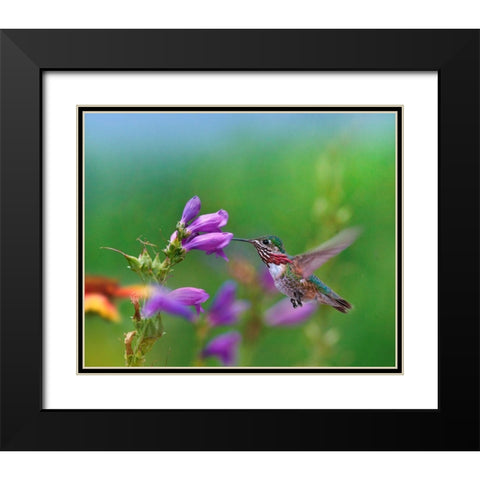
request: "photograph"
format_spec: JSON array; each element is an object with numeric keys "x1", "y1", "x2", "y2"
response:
[{"x1": 80, "y1": 107, "x2": 400, "y2": 371}]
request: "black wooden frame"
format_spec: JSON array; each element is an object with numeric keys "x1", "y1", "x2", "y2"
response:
[{"x1": 0, "y1": 30, "x2": 478, "y2": 450}]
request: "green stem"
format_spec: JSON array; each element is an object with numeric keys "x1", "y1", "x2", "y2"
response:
[
  {"x1": 121, "y1": 230, "x2": 188, "y2": 366},
  {"x1": 125, "y1": 314, "x2": 166, "y2": 366}
]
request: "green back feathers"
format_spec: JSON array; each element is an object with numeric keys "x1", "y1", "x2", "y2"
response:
[{"x1": 308, "y1": 274, "x2": 332, "y2": 295}]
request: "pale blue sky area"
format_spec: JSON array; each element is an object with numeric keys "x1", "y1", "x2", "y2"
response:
[{"x1": 85, "y1": 112, "x2": 395, "y2": 161}]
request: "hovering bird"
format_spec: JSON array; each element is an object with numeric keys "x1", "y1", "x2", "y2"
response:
[{"x1": 232, "y1": 227, "x2": 361, "y2": 313}]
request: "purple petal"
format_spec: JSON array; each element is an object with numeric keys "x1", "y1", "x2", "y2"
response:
[
  {"x1": 168, "y1": 287, "x2": 209, "y2": 314},
  {"x1": 260, "y1": 267, "x2": 277, "y2": 293},
  {"x1": 212, "y1": 248, "x2": 230, "y2": 262},
  {"x1": 202, "y1": 331, "x2": 242, "y2": 366},
  {"x1": 142, "y1": 287, "x2": 209, "y2": 320},
  {"x1": 211, "y1": 300, "x2": 250, "y2": 326},
  {"x1": 209, "y1": 281, "x2": 236, "y2": 313},
  {"x1": 180, "y1": 196, "x2": 201, "y2": 225},
  {"x1": 187, "y1": 210, "x2": 229, "y2": 234},
  {"x1": 264, "y1": 298, "x2": 318, "y2": 326},
  {"x1": 183, "y1": 232, "x2": 233, "y2": 261},
  {"x1": 208, "y1": 300, "x2": 250, "y2": 326},
  {"x1": 142, "y1": 289, "x2": 194, "y2": 321},
  {"x1": 207, "y1": 282, "x2": 250, "y2": 326}
]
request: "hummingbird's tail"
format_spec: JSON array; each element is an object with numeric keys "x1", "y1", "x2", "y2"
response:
[
  {"x1": 309, "y1": 275, "x2": 352, "y2": 313},
  {"x1": 330, "y1": 296, "x2": 352, "y2": 314},
  {"x1": 314, "y1": 290, "x2": 352, "y2": 313}
]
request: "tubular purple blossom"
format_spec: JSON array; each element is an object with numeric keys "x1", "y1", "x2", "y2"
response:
[
  {"x1": 180, "y1": 196, "x2": 201, "y2": 225},
  {"x1": 183, "y1": 232, "x2": 233, "y2": 261},
  {"x1": 142, "y1": 291, "x2": 193, "y2": 321},
  {"x1": 264, "y1": 298, "x2": 318, "y2": 327},
  {"x1": 142, "y1": 286, "x2": 209, "y2": 321},
  {"x1": 170, "y1": 197, "x2": 233, "y2": 261},
  {"x1": 207, "y1": 281, "x2": 250, "y2": 326},
  {"x1": 168, "y1": 287, "x2": 210, "y2": 314},
  {"x1": 202, "y1": 331, "x2": 242, "y2": 366},
  {"x1": 186, "y1": 210, "x2": 229, "y2": 234}
]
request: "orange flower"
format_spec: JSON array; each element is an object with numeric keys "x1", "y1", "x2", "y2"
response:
[
  {"x1": 84, "y1": 293, "x2": 120, "y2": 322},
  {"x1": 84, "y1": 275, "x2": 151, "y2": 322},
  {"x1": 85, "y1": 276, "x2": 119, "y2": 297},
  {"x1": 115, "y1": 284, "x2": 152, "y2": 300}
]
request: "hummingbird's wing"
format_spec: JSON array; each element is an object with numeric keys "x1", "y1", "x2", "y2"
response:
[{"x1": 294, "y1": 227, "x2": 361, "y2": 278}]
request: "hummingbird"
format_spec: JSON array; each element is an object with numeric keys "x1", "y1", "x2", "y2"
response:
[{"x1": 232, "y1": 227, "x2": 361, "y2": 313}]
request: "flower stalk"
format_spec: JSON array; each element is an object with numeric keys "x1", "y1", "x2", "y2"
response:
[
  {"x1": 124, "y1": 297, "x2": 167, "y2": 366},
  {"x1": 102, "y1": 195, "x2": 233, "y2": 366}
]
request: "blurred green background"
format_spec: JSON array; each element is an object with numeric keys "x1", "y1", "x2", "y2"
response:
[{"x1": 84, "y1": 111, "x2": 397, "y2": 368}]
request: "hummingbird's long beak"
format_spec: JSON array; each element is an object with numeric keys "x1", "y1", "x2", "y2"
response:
[{"x1": 232, "y1": 238, "x2": 254, "y2": 243}]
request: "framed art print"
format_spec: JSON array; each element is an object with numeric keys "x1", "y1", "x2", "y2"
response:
[{"x1": 1, "y1": 30, "x2": 479, "y2": 451}]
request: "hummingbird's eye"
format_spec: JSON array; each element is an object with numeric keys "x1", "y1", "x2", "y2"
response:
[{"x1": 262, "y1": 239, "x2": 270, "y2": 245}]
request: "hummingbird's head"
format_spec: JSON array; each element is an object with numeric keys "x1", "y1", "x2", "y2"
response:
[
  {"x1": 253, "y1": 235, "x2": 286, "y2": 253},
  {"x1": 232, "y1": 235, "x2": 291, "y2": 265}
]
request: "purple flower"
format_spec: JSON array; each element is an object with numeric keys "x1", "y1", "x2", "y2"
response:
[
  {"x1": 206, "y1": 281, "x2": 250, "y2": 327},
  {"x1": 167, "y1": 287, "x2": 210, "y2": 314},
  {"x1": 202, "y1": 331, "x2": 242, "y2": 366},
  {"x1": 142, "y1": 286, "x2": 209, "y2": 321},
  {"x1": 187, "y1": 210, "x2": 229, "y2": 234},
  {"x1": 170, "y1": 197, "x2": 233, "y2": 261},
  {"x1": 180, "y1": 196, "x2": 201, "y2": 225},
  {"x1": 260, "y1": 267, "x2": 277, "y2": 293},
  {"x1": 183, "y1": 232, "x2": 233, "y2": 261},
  {"x1": 264, "y1": 298, "x2": 318, "y2": 327}
]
